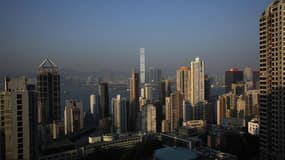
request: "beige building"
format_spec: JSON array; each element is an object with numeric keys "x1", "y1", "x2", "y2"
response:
[
  {"x1": 64, "y1": 100, "x2": 84, "y2": 135},
  {"x1": 190, "y1": 57, "x2": 205, "y2": 120},
  {"x1": 0, "y1": 77, "x2": 38, "y2": 160},
  {"x1": 176, "y1": 66, "x2": 191, "y2": 100},
  {"x1": 112, "y1": 95, "x2": 127, "y2": 134},
  {"x1": 141, "y1": 104, "x2": 156, "y2": 133}
]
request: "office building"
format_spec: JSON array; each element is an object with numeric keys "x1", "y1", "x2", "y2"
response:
[
  {"x1": 140, "y1": 48, "x2": 146, "y2": 84},
  {"x1": 225, "y1": 68, "x2": 243, "y2": 93},
  {"x1": 176, "y1": 66, "x2": 191, "y2": 100},
  {"x1": 98, "y1": 82, "x2": 109, "y2": 119},
  {"x1": 129, "y1": 71, "x2": 139, "y2": 131},
  {"x1": 112, "y1": 95, "x2": 127, "y2": 134},
  {"x1": 0, "y1": 77, "x2": 38, "y2": 160},
  {"x1": 147, "y1": 67, "x2": 162, "y2": 83},
  {"x1": 259, "y1": 1, "x2": 285, "y2": 158},
  {"x1": 90, "y1": 94, "x2": 99, "y2": 125},
  {"x1": 64, "y1": 100, "x2": 84, "y2": 135},
  {"x1": 37, "y1": 58, "x2": 60, "y2": 124}
]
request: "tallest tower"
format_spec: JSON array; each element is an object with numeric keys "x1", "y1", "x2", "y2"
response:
[
  {"x1": 259, "y1": 1, "x2": 285, "y2": 159},
  {"x1": 37, "y1": 58, "x2": 61, "y2": 124},
  {"x1": 140, "y1": 48, "x2": 145, "y2": 84}
]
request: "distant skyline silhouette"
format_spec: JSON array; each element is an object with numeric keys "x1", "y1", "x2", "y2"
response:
[{"x1": 0, "y1": 0, "x2": 271, "y2": 75}]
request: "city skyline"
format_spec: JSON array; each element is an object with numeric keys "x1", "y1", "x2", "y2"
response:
[{"x1": 0, "y1": 0, "x2": 271, "y2": 75}]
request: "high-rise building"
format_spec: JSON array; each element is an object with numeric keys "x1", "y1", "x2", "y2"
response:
[
  {"x1": 0, "y1": 77, "x2": 38, "y2": 160},
  {"x1": 112, "y1": 95, "x2": 127, "y2": 134},
  {"x1": 183, "y1": 100, "x2": 191, "y2": 121},
  {"x1": 253, "y1": 71, "x2": 260, "y2": 89},
  {"x1": 204, "y1": 75, "x2": 211, "y2": 102},
  {"x1": 98, "y1": 82, "x2": 109, "y2": 119},
  {"x1": 165, "y1": 96, "x2": 171, "y2": 121},
  {"x1": 37, "y1": 58, "x2": 60, "y2": 124},
  {"x1": 217, "y1": 96, "x2": 226, "y2": 126},
  {"x1": 170, "y1": 91, "x2": 183, "y2": 131},
  {"x1": 129, "y1": 71, "x2": 139, "y2": 131},
  {"x1": 141, "y1": 104, "x2": 156, "y2": 133},
  {"x1": 190, "y1": 57, "x2": 205, "y2": 119},
  {"x1": 159, "y1": 80, "x2": 171, "y2": 105},
  {"x1": 90, "y1": 94, "x2": 99, "y2": 114},
  {"x1": 64, "y1": 100, "x2": 84, "y2": 135},
  {"x1": 176, "y1": 66, "x2": 191, "y2": 100},
  {"x1": 225, "y1": 68, "x2": 243, "y2": 93},
  {"x1": 244, "y1": 67, "x2": 253, "y2": 82},
  {"x1": 140, "y1": 48, "x2": 146, "y2": 84},
  {"x1": 144, "y1": 83, "x2": 153, "y2": 101},
  {"x1": 259, "y1": 1, "x2": 285, "y2": 158},
  {"x1": 147, "y1": 67, "x2": 162, "y2": 83}
]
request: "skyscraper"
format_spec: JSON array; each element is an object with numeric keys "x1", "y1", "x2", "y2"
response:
[
  {"x1": 140, "y1": 48, "x2": 146, "y2": 84},
  {"x1": 147, "y1": 67, "x2": 162, "y2": 83},
  {"x1": 37, "y1": 58, "x2": 60, "y2": 124},
  {"x1": 190, "y1": 57, "x2": 205, "y2": 120},
  {"x1": 112, "y1": 95, "x2": 127, "y2": 134},
  {"x1": 98, "y1": 82, "x2": 109, "y2": 119},
  {"x1": 64, "y1": 100, "x2": 84, "y2": 135},
  {"x1": 159, "y1": 80, "x2": 171, "y2": 105},
  {"x1": 141, "y1": 104, "x2": 156, "y2": 133},
  {"x1": 176, "y1": 66, "x2": 191, "y2": 100},
  {"x1": 244, "y1": 67, "x2": 253, "y2": 82},
  {"x1": 225, "y1": 68, "x2": 243, "y2": 93},
  {"x1": 259, "y1": 1, "x2": 285, "y2": 159},
  {"x1": 129, "y1": 71, "x2": 139, "y2": 131},
  {"x1": 0, "y1": 77, "x2": 38, "y2": 160},
  {"x1": 170, "y1": 91, "x2": 183, "y2": 131}
]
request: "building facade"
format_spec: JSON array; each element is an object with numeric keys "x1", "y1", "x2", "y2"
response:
[
  {"x1": 112, "y1": 95, "x2": 127, "y2": 134},
  {"x1": 140, "y1": 48, "x2": 146, "y2": 84},
  {"x1": 129, "y1": 71, "x2": 139, "y2": 131},
  {"x1": 0, "y1": 77, "x2": 38, "y2": 160},
  {"x1": 176, "y1": 66, "x2": 191, "y2": 101},
  {"x1": 259, "y1": 1, "x2": 285, "y2": 159},
  {"x1": 37, "y1": 58, "x2": 60, "y2": 124},
  {"x1": 64, "y1": 100, "x2": 84, "y2": 135}
]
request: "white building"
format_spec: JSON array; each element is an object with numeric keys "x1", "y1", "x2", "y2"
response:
[
  {"x1": 248, "y1": 118, "x2": 259, "y2": 136},
  {"x1": 112, "y1": 95, "x2": 127, "y2": 134},
  {"x1": 64, "y1": 100, "x2": 84, "y2": 135},
  {"x1": 190, "y1": 57, "x2": 205, "y2": 120},
  {"x1": 140, "y1": 48, "x2": 145, "y2": 84}
]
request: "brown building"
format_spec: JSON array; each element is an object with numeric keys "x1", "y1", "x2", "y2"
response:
[
  {"x1": 170, "y1": 91, "x2": 183, "y2": 131},
  {"x1": 259, "y1": 1, "x2": 285, "y2": 159},
  {"x1": 129, "y1": 71, "x2": 139, "y2": 131},
  {"x1": 176, "y1": 66, "x2": 191, "y2": 101}
]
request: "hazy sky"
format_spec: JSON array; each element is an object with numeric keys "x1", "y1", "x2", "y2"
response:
[{"x1": 0, "y1": 0, "x2": 271, "y2": 75}]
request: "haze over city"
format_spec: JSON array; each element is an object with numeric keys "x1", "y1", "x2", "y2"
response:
[{"x1": 0, "y1": 0, "x2": 270, "y2": 75}]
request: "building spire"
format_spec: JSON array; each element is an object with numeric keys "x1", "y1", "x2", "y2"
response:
[{"x1": 38, "y1": 58, "x2": 57, "y2": 69}]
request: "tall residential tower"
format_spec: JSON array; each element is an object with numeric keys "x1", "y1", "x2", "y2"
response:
[{"x1": 259, "y1": 1, "x2": 285, "y2": 159}]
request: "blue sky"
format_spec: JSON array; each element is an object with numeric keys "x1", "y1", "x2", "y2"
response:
[{"x1": 0, "y1": 0, "x2": 271, "y2": 75}]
